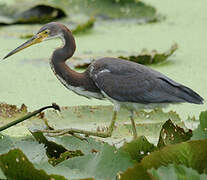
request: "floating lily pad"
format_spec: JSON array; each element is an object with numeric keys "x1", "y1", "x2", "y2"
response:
[
  {"x1": 0, "y1": 4, "x2": 66, "y2": 25},
  {"x1": 191, "y1": 110, "x2": 207, "y2": 140},
  {"x1": 119, "y1": 136, "x2": 156, "y2": 162},
  {"x1": 0, "y1": 0, "x2": 159, "y2": 25},
  {"x1": 150, "y1": 164, "x2": 207, "y2": 180},
  {"x1": 0, "y1": 149, "x2": 67, "y2": 180},
  {"x1": 72, "y1": 17, "x2": 95, "y2": 35},
  {"x1": 69, "y1": 44, "x2": 178, "y2": 68},
  {"x1": 119, "y1": 43, "x2": 178, "y2": 65},
  {"x1": 39, "y1": 106, "x2": 183, "y2": 144},
  {"x1": 0, "y1": 145, "x2": 133, "y2": 180},
  {"x1": 0, "y1": 103, "x2": 27, "y2": 120},
  {"x1": 56, "y1": 144, "x2": 134, "y2": 180},
  {"x1": 119, "y1": 139, "x2": 207, "y2": 179},
  {"x1": 157, "y1": 119, "x2": 192, "y2": 148},
  {"x1": 15, "y1": 5, "x2": 66, "y2": 24}
]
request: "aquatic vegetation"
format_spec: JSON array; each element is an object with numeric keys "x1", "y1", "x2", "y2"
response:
[{"x1": 0, "y1": 104, "x2": 206, "y2": 179}]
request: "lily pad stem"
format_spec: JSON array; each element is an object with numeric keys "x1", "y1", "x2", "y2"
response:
[{"x1": 0, "y1": 103, "x2": 60, "y2": 132}]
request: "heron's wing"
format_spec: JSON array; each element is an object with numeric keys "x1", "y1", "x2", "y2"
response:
[{"x1": 89, "y1": 58, "x2": 203, "y2": 104}]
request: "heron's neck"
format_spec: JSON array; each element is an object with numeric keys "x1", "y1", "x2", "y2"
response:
[
  {"x1": 50, "y1": 29, "x2": 86, "y2": 88},
  {"x1": 52, "y1": 29, "x2": 76, "y2": 62}
]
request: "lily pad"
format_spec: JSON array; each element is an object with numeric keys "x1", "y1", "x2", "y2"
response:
[
  {"x1": 69, "y1": 44, "x2": 178, "y2": 68},
  {"x1": 56, "y1": 144, "x2": 134, "y2": 180},
  {"x1": 119, "y1": 43, "x2": 178, "y2": 65},
  {"x1": 0, "y1": 103, "x2": 27, "y2": 122},
  {"x1": 119, "y1": 139, "x2": 207, "y2": 179},
  {"x1": 150, "y1": 164, "x2": 207, "y2": 180},
  {"x1": 0, "y1": 4, "x2": 66, "y2": 25},
  {"x1": 157, "y1": 119, "x2": 192, "y2": 148},
  {"x1": 72, "y1": 17, "x2": 95, "y2": 35},
  {"x1": 119, "y1": 136, "x2": 156, "y2": 162},
  {"x1": 191, "y1": 110, "x2": 207, "y2": 140},
  {"x1": 39, "y1": 106, "x2": 183, "y2": 144},
  {"x1": 0, "y1": 145, "x2": 134, "y2": 180},
  {"x1": 0, "y1": 149, "x2": 67, "y2": 180},
  {"x1": 15, "y1": 5, "x2": 66, "y2": 24},
  {"x1": 0, "y1": 0, "x2": 159, "y2": 25}
]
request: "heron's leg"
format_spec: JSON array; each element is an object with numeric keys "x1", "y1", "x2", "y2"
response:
[
  {"x1": 130, "y1": 111, "x2": 137, "y2": 139},
  {"x1": 39, "y1": 111, "x2": 117, "y2": 138}
]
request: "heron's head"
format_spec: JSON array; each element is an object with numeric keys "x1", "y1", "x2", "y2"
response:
[{"x1": 3, "y1": 22, "x2": 66, "y2": 60}]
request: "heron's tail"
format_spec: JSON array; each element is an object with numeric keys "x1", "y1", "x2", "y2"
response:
[{"x1": 178, "y1": 85, "x2": 204, "y2": 104}]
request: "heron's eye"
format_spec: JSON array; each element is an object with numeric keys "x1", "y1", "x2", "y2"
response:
[{"x1": 44, "y1": 30, "x2": 49, "y2": 34}]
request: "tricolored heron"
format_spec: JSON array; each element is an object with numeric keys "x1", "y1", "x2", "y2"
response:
[{"x1": 3, "y1": 22, "x2": 203, "y2": 139}]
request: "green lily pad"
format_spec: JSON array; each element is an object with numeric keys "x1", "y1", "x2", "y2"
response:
[
  {"x1": 119, "y1": 139, "x2": 207, "y2": 179},
  {"x1": 119, "y1": 136, "x2": 156, "y2": 162},
  {"x1": 119, "y1": 43, "x2": 178, "y2": 65},
  {"x1": 69, "y1": 44, "x2": 178, "y2": 68},
  {"x1": 72, "y1": 17, "x2": 95, "y2": 35},
  {"x1": 0, "y1": 145, "x2": 134, "y2": 180},
  {"x1": 30, "y1": 130, "x2": 85, "y2": 166},
  {"x1": 15, "y1": 5, "x2": 66, "y2": 24},
  {"x1": 0, "y1": 0, "x2": 159, "y2": 25},
  {"x1": 0, "y1": 4, "x2": 66, "y2": 25},
  {"x1": 150, "y1": 164, "x2": 207, "y2": 180},
  {"x1": 157, "y1": 119, "x2": 192, "y2": 148},
  {"x1": 31, "y1": 132, "x2": 108, "y2": 155},
  {"x1": 30, "y1": 130, "x2": 69, "y2": 158},
  {"x1": 0, "y1": 149, "x2": 67, "y2": 180},
  {"x1": 191, "y1": 111, "x2": 207, "y2": 140},
  {"x1": 39, "y1": 106, "x2": 182, "y2": 144},
  {"x1": 56, "y1": 144, "x2": 134, "y2": 180},
  {"x1": 0, "y1": 134, "x2": 48, "y2": 163}
]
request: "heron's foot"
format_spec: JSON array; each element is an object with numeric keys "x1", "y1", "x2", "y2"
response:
[
  {"x1": 40, "y1": 128, "x2": 112, "y2": 138},
  {"x1": 39, "y1": 111, "x2": 117, "y2": 139},
  {"x1": 38, "y1": 129, "x2": 87, "y2": 141}
]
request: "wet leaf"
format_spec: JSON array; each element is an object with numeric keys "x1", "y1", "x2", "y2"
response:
[
  {"x1": 32, "y1": 133, "x2": 107, "y2": 155},
  {"x1": 40, "y1": 106, "x2": 182, "y2": 144},
  {"x1": 0, "y1": 103, "x2": 27, "y2": 121},
  {"x1": 119, "y1": 43, "x2": 178, "y2": 65},
  {"x1": 30, "y1": 130, "x2": 69, "y2": 158},
  {"x1": 119, "y1": 139, "x2": 207, "y2": 179},
  {"x1": 119, "y1": 136, "x2": 156, "y2": 162},
  {"x1": 107, "y1": 0, "x2": 140, "y2": 4},
  {"x1": 157, "y1": 119, "x2": 192, "y2": 148},
  {"x1": 16, "y1": 5, "x2": 66, "y2": 24},
  {"x1": 0, "y1": 143, "x2": 133, "y2": 180},
  {"x1": 57, "y1": 144, "x2": 134, "y2": 180},
  {"x1": 191, "y1": 110, "x2": 207, "y2": 140},
  {"x1": 72, "y1": 17, "x2": 95, "y2": 35},
  {"x1": 0, "y1": 149, "x2": 67, "y2": 180},
  {"x1": 49, "y1": 150, "x2": 84, "y2": 166},
  {"x1": 117, "y1": 163, "x2": 153, "y2": 180},
  {"x1": 0, "y1": 4, "x2": 66, "y2": 25},
  {"x1": 0, "y1": 134, "x2": 48, "y2": 164},
  {"x1": 150, "y1": 164, "x2": 207, "y2": 180},
  {"x1": 30, "y1": 130, "x2": 85, "y2": 165},
  {"x1": 0, "y1": 0, "x2": 159, "y2": 25},
  {"x1": 69, "y1": 44, "x2": 178, "y2": 68}
]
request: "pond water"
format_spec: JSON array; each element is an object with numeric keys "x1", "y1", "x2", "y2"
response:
[{"x1": 0, "y1": 0, "x2": 206, "y2": 120}]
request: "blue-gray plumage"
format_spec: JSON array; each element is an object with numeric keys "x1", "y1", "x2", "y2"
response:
[
  {"x1": 89, "y1": 57, "x2": 203, "y2": 105},
  {"x1": 3, "y1": 22, "x2": 204, "y2": 139}
]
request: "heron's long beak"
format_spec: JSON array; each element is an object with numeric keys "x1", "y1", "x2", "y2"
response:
[{"x1": 3, "y1": 31, "x2": 48, "y2": 60}]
